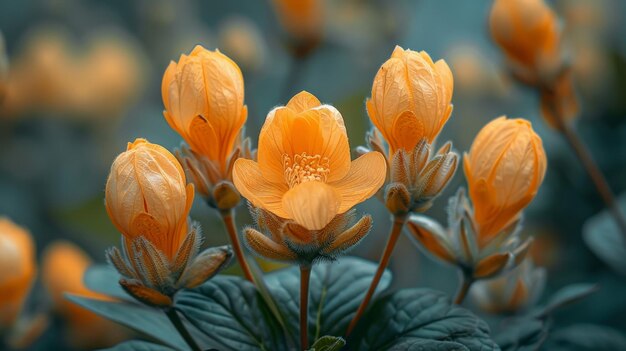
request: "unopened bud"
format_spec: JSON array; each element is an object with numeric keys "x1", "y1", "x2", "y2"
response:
[{"x1": 385, "y1": 182, "x2": 411, "y2": 215}]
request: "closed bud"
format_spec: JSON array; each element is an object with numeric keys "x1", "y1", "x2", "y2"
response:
[
  {"x1": 271, "y1": 0, "x2": 323, "y2": 56},
  {"x1": 105, "y1": 139, "x2": 231, "y2": 304},
  {"x1": 367, "y1": 46, "x2": 453, "y2": 155},
  {"x1": 162, "y1": 45, "x2": 247, "y2": 177},
  {"x1": 105, "y1": 138, "x2": 194, "y2": 260},
  {"x1": 385, "y1": 183, "x2": 411, "y2": 216},
  {"x1": 0, "y1": 218, "x2": 36, "y2": 328},
  {"x1": 213, "y1": 181, "x2": 241, "y2": 211},
  {"x1": 471, "y1": 258, "x2": 546, "y2": 314},
  {"x1": 464, "y1": 117, "x2": 546, "y2": 247},
  {"x1": 489, "y1": 0, "x2": 561, "y2": 80}
]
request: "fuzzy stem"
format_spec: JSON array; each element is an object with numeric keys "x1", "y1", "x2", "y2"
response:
[
  {"x1": 220, "y1": 210, "x2": 255, "y2": 282},
  {"x1": 543, "y1": 88, "x2": 626, "y2": 239},
  {"x1": 346, "y1": 214, "x2": 407, "y2": 337},
  {"x1": 300, "y1": 265, "x2": 312, "y2": 351},
  {"x1": 454, "y1": 273, "x2": 474, "y2": 305},
  {"x1": 165, "y1": 307, "x2": 201, "y2": 351}
]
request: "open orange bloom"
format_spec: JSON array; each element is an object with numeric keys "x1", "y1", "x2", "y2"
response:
[
  {"x1": 0, "y1": 217, "x2": 36, "y2": 327},
  {"x1": 233, "y1": 91, "x2": 386, "y2": 231},
  {"x1": 162, "y1": 45, "x2": 247, "y2": 174},
  {"x1": 367, "y1": 46, "x2": 453, "y2": 155},
  {"x1": 42, "y1": 241, "x2": 126, "y2": 349},
  {"x1": 489, "y1": 0, "x2": 560, "y2": 74},
  {"x1": 105, "y1": 138, "x2": 194, "y2": 259},
  {"x1": 464, "y1": 117, "x2": 547, "y2": 246}
]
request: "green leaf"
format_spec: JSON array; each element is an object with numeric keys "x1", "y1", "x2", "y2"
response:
[
  {"x1": 494, "y1": 317, "x2": 549, "y2": 351},
  {"x1": 102, "y1": 340, "x2": 175, "y2": 351},
  {"x1": 307, "y1": 335, "x2": 346, "y2": 351},
  {"x1": 84, "y1": 264, "x2": 130, "y2": 300},
  {"x1": 175, "y1": 275, "x2": 287, "y2": 351},
  {"x1": 264, "y1": 257, "x2": 392, "y2": 345},
  {"x1": 67, "y1": 295, "x2": 210, "y2": 350},
  {"x1": 353, "y1": 288, "x2": 498, "y2": 351},
  {"x1": 538, "y1": 283, "x2": 598, "y2": 317},
  {"x1": 542, "y1": 324, "x2": 626, "y2": 351},
  {"x1": 583, "y1": 194, "x2": 626, "y2": 276}
]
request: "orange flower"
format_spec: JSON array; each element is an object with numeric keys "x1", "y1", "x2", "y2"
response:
[
  {"x1": 42, "y1": 241, "x2": 126, "y2": 349},
  {"x1": 233, "y1": 91, "x2": 386, "y2": 231},
  {"x1": 272, "y1": 0, "x2": 323, "y2": 44},
  {"x1": 105, "y1": 138, "x2": 194, "y2": 260},
  {"x1": 162, "y1": 45, "x2": 247, "y2": 175},
  {"x1": 489, "y1": 0, "x2": 560, "y2": 76},
  {"x1": 367, "y1": 46, "x2": 453, "y2": 155},
  {"x1": 0, "y1": 217, "x2": 36, "y2": 328},
  {"x1": 464, "y1": 117, "x2": 547, "y2": 246}
]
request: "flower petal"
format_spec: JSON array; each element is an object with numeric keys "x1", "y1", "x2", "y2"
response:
[
  {"x1": 282, "y1": 181, "x2": 340, "y2": 230},
  {"x1": 330, "y1": 152, "x2": 387, "y2": 213},
  {"x1": 286, "y1": 90, "x2": 321, "y2": 113},
  {"x1": 232, "y1": 159, "x2": 289, "y2": 217}
]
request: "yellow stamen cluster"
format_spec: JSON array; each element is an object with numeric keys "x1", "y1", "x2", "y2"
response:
[{"x1": 283, "y1": 152, "x2": 330, "y2": 188}]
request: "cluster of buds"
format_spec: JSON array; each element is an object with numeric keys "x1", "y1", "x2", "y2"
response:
[
  {"x1": 105, "y1": 139, "x2": 233, "y2": 307},
  {"x1": 408, "y1": 188, "x2": 533, "y2": 281},
  {"x1": 162, "y1": 45, "x2": 250, "y2": 212},
  {"x1": 471, "y1": 257, "x2": 546, "y2": 315},
  {"x1": 232, "y1": 91, "x2": 386, "y2": 264},
  {"x1": 245, "y1": 207, "x2": 371, "y2": 266},
  {"x1": 489, "y1": 0, "x2": 578, "y2": 129},
  {"x1": 408, "y1": 117, "x2": 546, "y2": 283},
  {"x1": 358, "y1": 46, "x2": 457, "y2": 217}
]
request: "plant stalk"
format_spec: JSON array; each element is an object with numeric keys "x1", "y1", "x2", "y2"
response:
[
  {"x1": 543, "y1": 88, "x2": 626, "y2": 239},
  {"x1": 220, "y1": 210, "x2": 255, "y2": 282},
  {"x1": 453, "y1": 273, "x2": 473, "y2": 305},
  {"x1": 164, "y1": 307, "x2": 201, "y2": 351},
  {"x1": 300, "y1": 265, "x2": 312, "y2": 351},
  {"x1": 345, "y1": 214, "x2": 407, "y2": 337}
]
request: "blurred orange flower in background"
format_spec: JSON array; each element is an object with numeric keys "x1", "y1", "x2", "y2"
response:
[
  {"x1": 464, "y1": 117, "x2": 547, "y2": 246},
  {"x1": 42, "y1": 241, "x2": 127, "y2": 349},
  {"x1": 271, "y1": 0, "x2": 323, "y2": 46},
  {"x1": 233, "y1": 91, "x2": 386, "y2": 231},
  {"x1": 489, "y1": 0, "x2": 561, "y2": 78},
  {"x1": 367, "y1": 46, "x2": 453, "y2": 155},
  {"x1": 105, "y1": 138, "x2": 194, "y2": 260},
  {"x1": 0, "y1": 218, "x2": 36, "y2": 328}
]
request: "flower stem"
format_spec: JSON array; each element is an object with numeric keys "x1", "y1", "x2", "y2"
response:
[
  {"x1": 220, "y1": 210, "x2": 255, "y2": 282},
  {"x1": 300, "y1": 265, "x2": 312, "y2": 351},
  {"x1": 454, "y1": 273, "x2": 473, "y2": 305},
  {"x1": 346, "y1": 214, "x2": 407, "y2": 337},
  {"x1": 543, "y1": 88, "x2": 626, "y2": 239},
  {"x1": 165, "y1": 307, "x2": 201, "y2": 351}
]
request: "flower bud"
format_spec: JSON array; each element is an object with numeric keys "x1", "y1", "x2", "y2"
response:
[
  {"x1": 471, "y1": 258, "x2": 546, "y2": 314},
  {"x1": 162, "y1": 45, "x2": 247, "y2": 176},
  {"x1": 271, "y1": 0, "x2": 323, "y2": 56},
  {"x1": 367, "y1": 46, "x2": 453, "y2": 155},
  {"x1": 0, "y1": 218, "x2": 36, "y2": 328},
  {"x1": 106, "y1": 138, "x2": 194, "y2": 260},
  {"x1": 41, "y1": 241, "x2": 127, "y2": 349},
  {"x1": 464, "y1": 117, "x2": 546, "y2": 246},
  {"x1": 489, "y1": 0, "x2": 561, "y2": 79}
]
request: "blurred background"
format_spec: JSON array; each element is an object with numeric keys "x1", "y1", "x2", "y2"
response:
[{"x1": 1, "y1": 0, "x2": 625, "y2": 349}]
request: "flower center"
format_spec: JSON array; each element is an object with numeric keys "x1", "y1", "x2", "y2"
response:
[{"x1": 283, "y1": 152, "x2": 330, "y2": 188}]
